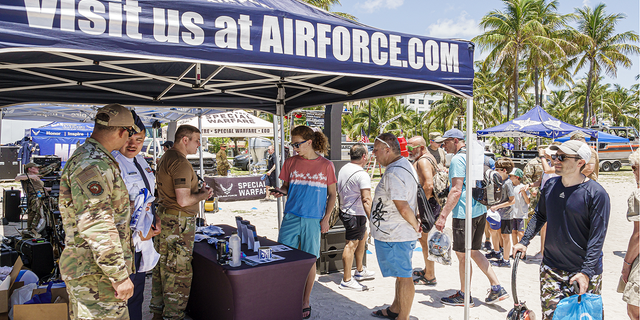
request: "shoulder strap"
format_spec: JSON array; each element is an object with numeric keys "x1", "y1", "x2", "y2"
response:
[
  {"x1": 339, "y1": 168, "x2": 366, "y2": 211},
  {"x1": 133, "y1": 157, "x2": 152, "y2": 191},
  {"x1": 423, "y1": 155, "x2": 439, "y2": 175},
  {"x1": 394, "y1": 165, "x2": 421, "y2": 187}
]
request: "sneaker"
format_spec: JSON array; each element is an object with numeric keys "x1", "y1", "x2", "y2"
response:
[
  {"x1": 339, "y1": 278, "x2": 368, "y2": 291},
  {"x1": 485, "y1": 250, "x2": 503, "y2": 260},
  {"x1": 441, "y1": 291, "x2": 475, "y2": 307},
  {"x1": 485, "y1": 286, "x2": 509, "y2": 304},
  {"x1": 354, "y1": 266, "x2": 376, "y2": 281},
  {"x1": 490, "y1": 259, "x2": 511, "y2": 268},
  {"x1": 482, "y1": 241, "x2": 492, "y2": 252}
]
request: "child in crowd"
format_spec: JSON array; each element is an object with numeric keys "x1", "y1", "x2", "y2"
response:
[
  {"x1": 509, "y1": 168, "x2": 530, "y2": 257},
  {"x1": 485, "y1": 158, "x2": 515, "y2": 268}
]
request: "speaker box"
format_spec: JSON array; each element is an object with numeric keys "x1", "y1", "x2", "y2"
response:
[
  {"x1": 3, "y1": 189, "x2": 21, "y2": 222},
  {"x1": 0, "y1": 244, "x2": 19, "y2": 267},
  {"x1": 17, "y1": 238, "x2": 54, "y2": 279},
  {"x1": 0, "y1": 146, "x2": 20, "y2": 180},
  {"x1": 316, "y1": 227, "x2": 367, "y2": 274}
]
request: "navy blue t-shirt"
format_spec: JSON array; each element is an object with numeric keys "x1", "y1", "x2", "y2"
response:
[{"x1": 521, "y1": 177, "x2": 610, "y2": 278}]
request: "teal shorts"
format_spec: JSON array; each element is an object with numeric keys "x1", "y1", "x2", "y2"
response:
[{"x1": 278, "y1": 213, "x2": 321, "y2": 258}]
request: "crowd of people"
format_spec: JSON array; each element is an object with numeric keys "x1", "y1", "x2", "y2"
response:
[{"x1": 36, "y1": 102, "x2": 637, "y2": 320}]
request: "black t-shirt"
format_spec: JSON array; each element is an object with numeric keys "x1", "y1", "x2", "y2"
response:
[
  {"x1": 521, "y1": 177, "x2": 610, "y2": 278},
  {"x1": 267, "y1": 153, "x2": 275, "y2": 171}
]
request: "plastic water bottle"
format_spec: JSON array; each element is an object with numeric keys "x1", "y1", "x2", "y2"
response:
[{"x1": 229, "y1": 232, "x2": 241, "y2": 267}]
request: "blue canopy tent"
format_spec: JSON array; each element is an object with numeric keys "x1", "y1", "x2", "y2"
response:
[
  {"x1": 30, "y1": 122, "x2": 93, "y2": 165},
  {"x1": 477, "y1": 106, "x2": 598, "y2": 139},
  {"x1": 555, "y1": 131, "x2": 629, "y2": 144}
]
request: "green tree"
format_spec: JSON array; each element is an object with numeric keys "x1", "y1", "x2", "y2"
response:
[{"x1": 568, "y1": 3, "x2": 640, "y2": 127}]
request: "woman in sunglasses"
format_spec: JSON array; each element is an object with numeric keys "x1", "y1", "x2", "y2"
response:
[{"x1": 271, "y1": 125, "x2": 336, "y2": 320}]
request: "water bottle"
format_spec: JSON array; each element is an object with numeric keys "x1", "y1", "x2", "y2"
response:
[
  {"x1": 229, "y1": 232, "x2": 241, "y2": 267},
  {"x1": 260, "y1": 174, "x2": 267, "y2": 181}
]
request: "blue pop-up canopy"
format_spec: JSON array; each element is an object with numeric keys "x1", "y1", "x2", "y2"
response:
[
  {"x1": 30, "y1": 122, "x2": 94, "y2": 165},
  {"x1": 0, "y1": 0, "x2": 474, "y2": 115},
  {"x1": 555, "y1": 131, "x2": 629, "y2": 144},
  {"x1": 477, "y1": 106, "x2": 597, "y2": 139}
]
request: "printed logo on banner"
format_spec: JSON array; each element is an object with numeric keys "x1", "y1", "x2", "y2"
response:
[
  {"x1": 32, "y1": 130, "x2": 40, "y2": 136},
  {"x1": 221, "y1": 184, "x2": 233, "y2": 195}
]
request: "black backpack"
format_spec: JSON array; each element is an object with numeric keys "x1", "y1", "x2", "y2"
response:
[
  {"x1": 458, "y1": 150, "x2": 506, "y2": 207},
  {"x1": 396, "y1": 166, "x2": 438, "y2": 233}
]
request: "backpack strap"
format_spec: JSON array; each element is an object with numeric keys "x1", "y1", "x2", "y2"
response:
[{"x1": 338, "y1": 169, "x2": 366, "y2": 211}]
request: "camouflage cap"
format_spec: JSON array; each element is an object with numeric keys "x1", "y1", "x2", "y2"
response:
[
  {"x1": 95, "y1": 104, "x2": 140, "y2": 133},
  {"x1": 429, "y1": 132, "x2": 442, "y2": 140},
  {"x1": 24, "y1": 162, "x2": 40, "y2": 169}
]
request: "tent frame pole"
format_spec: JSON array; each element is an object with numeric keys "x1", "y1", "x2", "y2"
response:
[
  {"x1": 198, "y1": 111, "x2": 205, "y2": 222},
  {"x1": 273, "y1": 115, "x2": 283, "y2": 228},
  {"x1": 464, "y1": 97, "x2": 473, "y2": 319}
]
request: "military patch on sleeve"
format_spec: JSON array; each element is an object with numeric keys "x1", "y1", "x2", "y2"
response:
[
  {"x1": 145, "y1": 167, "x2": 153, "y2": 173},
  {"x1": 87, "y1": 181, "x2": 104, "y2": 196},
  {"x1": 174, "y1": 178, "x2": 186, "y2": 185}
]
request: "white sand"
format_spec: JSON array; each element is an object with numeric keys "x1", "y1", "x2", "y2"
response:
[{"x1": 3, "y1": 171, "x2": 634, "y2": 320}]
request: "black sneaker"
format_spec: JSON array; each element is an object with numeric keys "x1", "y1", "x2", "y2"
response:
[
  {"x1": 490, "y1": 259, "x2": 511, "y2": 268},
  {"x1": 485, "y1": 287, "x2": 509, "y2": 304},
  {"x1": 441, "y1": 291, "x2": 475, "y2": 307},
  {"x1": 485, "y1": 250, "x2": 503, "y2": 260}
]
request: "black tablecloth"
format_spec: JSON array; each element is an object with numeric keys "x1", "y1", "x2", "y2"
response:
[{"x1": 187, "y1": 224, "x2": 317, "y2": 320}]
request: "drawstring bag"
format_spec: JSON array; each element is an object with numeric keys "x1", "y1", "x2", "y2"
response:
[
  {"x1": 552, "y1": 289, "x2": 603, "y2": 320},
  {"x1": 24, "y1": 282, "x2": 54, "y2": 304}
]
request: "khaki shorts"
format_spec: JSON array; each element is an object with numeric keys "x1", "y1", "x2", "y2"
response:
[{"x1": 622, "y1": 256, "x2": 640, "y2": 307}]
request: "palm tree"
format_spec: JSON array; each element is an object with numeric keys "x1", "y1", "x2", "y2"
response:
[
  {"x1": 342, "y1": 97, "x2": 413, "y2": 141},
  {"x1": 427, "y1": 93, "x2": 501, "y2": 133},
  {"x1": 475, "y1": 0, "x2": 549, "y2": 119},
  {"x1": 301, "y1": 0, "x2": 357, "y2": 20},
  {"x1": 568, "y1": 3, "x2": 640, "y2": 127}
]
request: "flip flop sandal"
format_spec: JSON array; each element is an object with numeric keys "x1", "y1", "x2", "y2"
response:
[
  {"x1": 371, "y1": 307, "x2": 399, "y2": 319},
  {"x1": 412, "y1": 269, "x2": 425, "y2": 277},
  {"x1": 302, "y1": 307, "x2": 311, "y2": 319},
  {"x1": 413, "y1": 275, "x2": 437, "y2": 286}
]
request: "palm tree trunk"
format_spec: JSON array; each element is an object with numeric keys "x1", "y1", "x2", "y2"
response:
[
  {"x1": 514, "y1": 53, "x2": 520, "y2": 118},
  {"x1": 506, "y1": 90, "x2": 511, "y2": 122},
  {"x1": 534, "y1": 66, "x2": 540, "y2": 107},
  {"x1": 583, "y1": 60, "x2": 595, "y2": 127}
]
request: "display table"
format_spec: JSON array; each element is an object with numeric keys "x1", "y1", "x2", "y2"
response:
[{"x1": 186, "y1": 224, "x2": 317, "y2": 320}]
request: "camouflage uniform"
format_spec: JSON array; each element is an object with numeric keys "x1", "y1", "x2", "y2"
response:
[
  {"x1": 22, "y1": 178, "x2": 44, "y2": 231},
  {"x1": 523, "y1": 157, "x2": 543, "y2": 218},
  {"x1": 149, "y1": 209, "x2": 196, "y2": 319},
  {"x1": 59, "y1": 138, "x2": 133, "y2": 320},
  {"x1": 216, "y1": 148, "x2": 230, "y2": 176},
  {"x1": 539, "y1": 263, "x2": 602, "y2": 320}
]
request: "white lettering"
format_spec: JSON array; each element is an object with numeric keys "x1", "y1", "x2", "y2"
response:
[
  {"x1": 332, "y1": 26, "x2": 350, "y2": 62},
  {"x1": 283, "y1": 18, "x2": 293, "y2": 55},
  {"x1": 295, "y1": 20, "x2": 315, "y2": 57},
  {"x1": 238, "y1": 14, "x2": 253, "y2": 50},
  {"x1": 108, "y1": 1, "x2": 122, "y2": 37},
  {"x1": 371, "y1": 32, "x2": 388, "y2": 66},
  {"x1": 352, "y1": 29, "x2": 369, "y2": 63},
  {"x1": 440, "y1": 43, "x2": 459, "y2": 73},
  {"x1": 215, "y1": 16, "x2": 237, "y2": 49},
  {"x1": 260, "y1": 15, "x2": 283, "y2": 54},
  {"x1": 408, "y1": 38, "x2": 423, "y2": 69},
  {"x1": 124, "y1": 0, "x2": 142, "y2": 39},
  {"x1": 389, "y1": 34, "x2": 402, "y2": 67},
  {"x1": 78, "y1": 0, "x2": 106, "y2": 36},
  {"x1": 182, "y1": 12, "x2": 204, "y2": 46},
  {"x1": 24, "y1": 0, "x2": 57, "y2": 30},
  {"x1": 424, "y1": 40, "x2": 439, "y2": 71},
  {"x1": 60, "y1": 0, "x2": 75, "y2": 31},
  {"x1": 153, "y1": 8, "x2": 179, "y2": 43},
  {"x1": 316, "y1": 23, "x2": 331, "y2": 59}
]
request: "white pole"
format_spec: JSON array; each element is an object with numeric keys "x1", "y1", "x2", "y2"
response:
[
  {"x1": 464, "y1": 97, "x2": 473, "y2": 319},
  {"x1": 198, "y1": 112, "x2": 204, "y2": 220},
  {"x1": 272, "y1": 115, "x2": 283, "y2": 228}
]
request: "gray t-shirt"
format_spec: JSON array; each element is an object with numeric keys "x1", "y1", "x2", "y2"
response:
[
  {"x1": 428, "y1": 147, "x2": 444, "y2": 167},
  {"x1": 370, "y1": 158, "x2": 420, "y2": 242},
  {"x1": 497, "y1": 178, "x2": 515, "y2": 220},
  {"x1": 337, "y1": 163, "x2": 371, "y2": 217}
]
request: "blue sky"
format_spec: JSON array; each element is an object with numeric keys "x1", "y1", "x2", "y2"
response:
[{"x1": 336, "y1": 0, "x2": 639, "y2": 89}]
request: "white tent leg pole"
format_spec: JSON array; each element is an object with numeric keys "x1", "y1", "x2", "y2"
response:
[
  {"x1": 152, "y1": 126, "x2": 157, "y2": 170},
  {"x1": 464, "y1": 97, "x2": 473, "y2": 319},
  {"x1": 273, "y1": 116, "x2": 283, "y2": 228},
  {"x1": 198, "y1": 112, "x2": 205, "y2": 222}
]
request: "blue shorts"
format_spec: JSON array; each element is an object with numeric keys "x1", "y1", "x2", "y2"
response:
[
  {"x1": 374, "y1": 239, "x2": 416, "y2": 278},
  {"x1": 278, "y1": 213, "x2": 321, "y2": 258}
]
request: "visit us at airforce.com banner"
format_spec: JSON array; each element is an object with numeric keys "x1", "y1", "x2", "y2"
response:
[{"x1": 0, "y1": 0, "x2": 474, "y2": 96}]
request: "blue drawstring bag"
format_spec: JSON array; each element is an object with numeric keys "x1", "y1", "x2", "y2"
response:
[{"x1": 553, "y1": 292, "x2": 603, "y2": 320}]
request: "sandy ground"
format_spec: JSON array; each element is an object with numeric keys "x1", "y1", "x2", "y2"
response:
[{"x1": 1, "y1": 170, "x2": 636, "y2": 320}]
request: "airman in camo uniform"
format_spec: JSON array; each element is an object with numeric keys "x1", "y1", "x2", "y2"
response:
[
  {"x1": 216, "y1": 144, "x2": 230, "y2": 176},
  {"x1": 15, "y1": 162, "x2": 46, "y2": 231},
  {"x1": 59, "y1": 104, "x2": 140, "y2": 320},
  {"x1": 151, "y1": 125, "x2": 213, "y2": 320},
  {"x1": 523, "y1": 156, "x2": 543, "y2": 217}
]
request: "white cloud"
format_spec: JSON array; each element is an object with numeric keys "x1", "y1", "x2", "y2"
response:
[
  {"x1": 426, "y1": 11, "x2": 483, "y2": 39},
  {"x1": 357, "y1": 0, "x2": 404, "y2": 13},
  {"x1": 582, "y1": 0, "x2": 590, "y2": 7}
]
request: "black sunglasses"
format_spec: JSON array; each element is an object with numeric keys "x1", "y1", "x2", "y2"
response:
[
  {"x1": 290, "y1": 140, "x2": 308, "y2": 149},
  {"x1": 551, "y1": 154, "x2": 580, "y2": 162},
  {"x1": 122, "y1": 127, "x2": 136, "y2": 138}
]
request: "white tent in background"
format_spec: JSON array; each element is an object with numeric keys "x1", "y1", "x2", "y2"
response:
[{"x1": 175, "y1": 110, "x2": 273, "y2": 138}]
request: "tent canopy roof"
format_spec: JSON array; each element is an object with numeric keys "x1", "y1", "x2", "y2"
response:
[
  {"x1": 177, "y1": 110, "x2": 273, "y2": 137},
  {"x1": 0, "y1": 0, "x2": 474, "y2": 115},
  {"x1": 477, "y1": 106, "x2": 597, "y2": 139}
]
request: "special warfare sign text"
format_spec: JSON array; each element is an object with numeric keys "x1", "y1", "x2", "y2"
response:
[{"x1": 23, "y1": 0, "x2": 460, "y2": 73}]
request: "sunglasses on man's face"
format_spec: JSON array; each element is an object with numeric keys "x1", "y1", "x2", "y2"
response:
[
  {"x1": 406, "y1": 145, "x2": 421, "y2": 151},
  {"x1": 551, "y1": 154, "x2": 580, "y2": 162},
  {"x1": 290, "y1": 140, "x2": 308, "y2": 149},
  {"x1": 122, "y1": 127, "x2": 136, "y2": 138}
]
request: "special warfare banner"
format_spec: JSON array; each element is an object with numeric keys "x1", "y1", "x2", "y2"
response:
[
  {"x1": 205, "y1": 175, "x2": 266, "y2": 202},
  {"x1": 0, "y1": 0, "x2": 474, "y2": 96}
]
